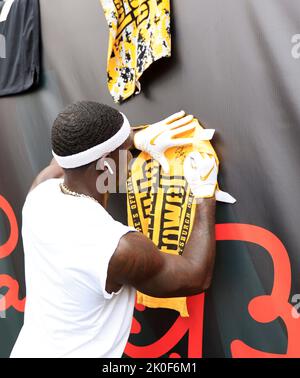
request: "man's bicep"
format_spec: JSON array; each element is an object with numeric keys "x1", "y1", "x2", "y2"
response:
[
  {"x1": 108, "y1": 232, "x2": 192, "y2": 298},
  {"x1": 109, "y1": 232, "x2": 164, "y2": 288}
]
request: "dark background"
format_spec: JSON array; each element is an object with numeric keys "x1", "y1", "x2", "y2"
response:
[{"x1": 0, "y1": 0, "x2": 299, "y2": 357}]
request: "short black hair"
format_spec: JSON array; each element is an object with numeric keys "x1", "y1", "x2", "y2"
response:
[{"x1": 51, "y1": 101, "x2": 123, "y2": 157}]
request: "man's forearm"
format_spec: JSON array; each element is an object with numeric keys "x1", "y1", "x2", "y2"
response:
[{"x1": 182, "y1": 197, "x2": 216, "y2": 290}]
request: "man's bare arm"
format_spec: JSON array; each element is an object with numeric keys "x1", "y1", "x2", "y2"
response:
[
  {"x1": 29, "y1": 158, "x2": 64, "y2": 193},
  {"x1": 106, "y1": 198, "x2": 216, "y2": 298}
]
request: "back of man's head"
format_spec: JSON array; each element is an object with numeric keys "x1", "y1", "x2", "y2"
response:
[{"x1": 51, "y1": 101, "x2": 123, "y2": 158}]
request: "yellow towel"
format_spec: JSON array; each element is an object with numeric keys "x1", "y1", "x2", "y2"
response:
[
  {"x1": 127, "y1": 119, "x2": 218, "y2": 317},
  {"x1": 100, "y1": 0, "x2": 171, "y2": 103}
]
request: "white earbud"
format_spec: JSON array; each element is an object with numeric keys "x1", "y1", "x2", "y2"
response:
[{"x1": 103, "y1": 160, "x2": 114, "y2": 175}]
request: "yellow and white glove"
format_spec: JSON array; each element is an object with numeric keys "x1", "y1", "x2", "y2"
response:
[
  {"x1": 184, "y1": 151, "x2": 236, "y2": 203},
  {"x1": 134, "y1": 111, "x2": 215, "y2": 173},
  {"x1": 192, "y1": 121, "x2": 236, "y2": 204},
  {"x1": 184, "y1": 152, "x2": 218, "y2": 198}
]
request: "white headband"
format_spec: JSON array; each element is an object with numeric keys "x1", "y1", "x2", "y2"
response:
[{"x1": 52, "y1": 112, "x2": 131, "y2": 169}]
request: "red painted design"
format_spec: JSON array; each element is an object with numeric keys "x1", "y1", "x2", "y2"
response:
[
  {"x1": 0, "y1": 195, "x2": 25, "y2": 313},
  {"x1": 0, "y1": 195, "x2": 18, "y2": 259},
  {"x1": 0, "y1": 274, "x2": 25, "y2": 313},
  {"x1": 125, "y1": 293, "x2": 205, "y2": 358},
  {"x1": 125, "y1": 223, "x2": 299, "y2": 358},
  {"x1": 218, "y1": 224, "x2": 300, "y2": 358}
]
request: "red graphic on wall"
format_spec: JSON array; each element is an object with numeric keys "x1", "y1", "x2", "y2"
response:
[
  {"x1": 222, "y1": 224, "x2": 300, "y2": 358},
  {"x1": 126, "y1": 294, "x2": 205, "y2": 358},
  {"x1": 0, "y1": 195, "x2": 299, "y2": 357},
  {"x1": 0, "y1": 195, "x2": 25, "y2": 313},
  {"x1": 125, "y1": 224, "x2": 300, "y2": 358}
]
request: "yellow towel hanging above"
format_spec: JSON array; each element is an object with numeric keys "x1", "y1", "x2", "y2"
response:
[{"x1": 100, "y1": 0, "x2": 171, "y2": 103}]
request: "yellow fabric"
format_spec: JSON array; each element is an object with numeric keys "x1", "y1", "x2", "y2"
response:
[
  {"x1": 100, "y1": 0, "x2": 171, "y2": 103},
  {"x1": 127, "y1": 118, "x2": 218, "y2": 317}
]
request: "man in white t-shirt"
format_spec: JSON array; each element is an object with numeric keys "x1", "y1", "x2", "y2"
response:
[{"x1": 10, "y1": 101, "x2": 217, "y2": 358}]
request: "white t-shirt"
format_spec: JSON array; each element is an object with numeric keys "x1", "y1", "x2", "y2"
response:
[{"x1": 10, "y1": 178, "x2": 136, "y2": 358}]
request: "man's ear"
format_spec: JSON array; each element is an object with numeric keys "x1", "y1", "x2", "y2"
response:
[
  {"x1": 98, "y1": 156, "x2": 114, "y2": 175},
  {"x1": 104, "y1": 160, "x2": 114, "y2": 175}
]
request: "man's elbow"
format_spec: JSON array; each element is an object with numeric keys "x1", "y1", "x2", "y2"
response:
[
  {"x1": 202, "y1": 276, "x2": 213, "y2": 292},
  {"x1": 191, "y1": 271, "x2": 214, "y2": 294},
  {"x1": 180, "y1": 277, "x2": 212, "y2": 296}
]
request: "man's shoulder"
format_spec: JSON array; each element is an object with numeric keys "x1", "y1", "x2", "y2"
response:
[{"x1": 28, "y1": 177, "x2": 63, "y2": 196}]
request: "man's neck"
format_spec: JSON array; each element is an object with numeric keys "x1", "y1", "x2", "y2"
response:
[{"x1": 63, "y1": 175, "x2": 108, "y2": 208}]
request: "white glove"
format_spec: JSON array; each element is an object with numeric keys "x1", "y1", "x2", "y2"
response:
[
  {"x1": 184, "y1": 151, "x2": 236, "y2": 203},
  {"x1": 184, "y1": 151, "x2": 218, "y2": 198},
  {"x1": 134, "y1": 111, "x2": 215, "y2": 173}
]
